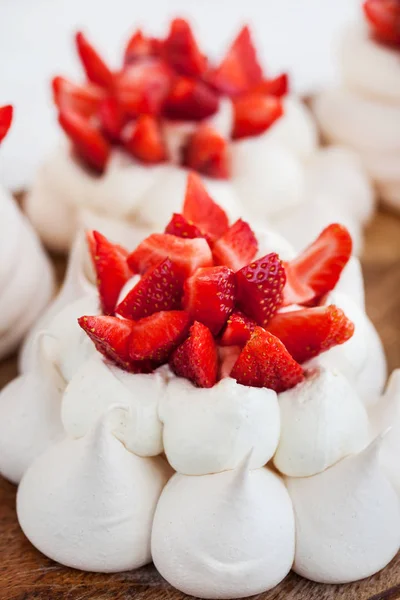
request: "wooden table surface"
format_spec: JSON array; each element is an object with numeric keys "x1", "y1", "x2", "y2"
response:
[{"x1": 0, "y1": 209, "x2": 399, "y2": 600}]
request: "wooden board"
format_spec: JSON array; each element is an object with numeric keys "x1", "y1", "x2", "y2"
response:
[{"x1": 0, "y1": 209, "x2": 400, "y2": 600}]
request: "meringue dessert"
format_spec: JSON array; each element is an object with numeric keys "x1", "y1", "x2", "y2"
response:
[
  {"x1": 0, "y1": 105, "x2": 54, "y2": 359},
  {"x1": 25, "y1": 19, "x2": 373, "y2": 254},
  {"x1": 314, "y1": 0, "x2": 400, "y2": 212},
  {"x1": 2, "y1": 174, "x2": 398, "y2": 596}
]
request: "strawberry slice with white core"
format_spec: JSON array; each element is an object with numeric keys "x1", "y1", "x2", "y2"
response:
[
  {"x1": 124, "y1": 115, "x2": 167, "y2": 163},
  {"x1": 129, "y1": 310, "x2": 191, "y2": 363},
  {"x1": 236, "y1": 253, "x2": 286, "y2": 327},
  {"x1": 183, "y1": 172, "x2": 229, "y2": 241},
  {"x1": 212, "y1": 219, "x2": 258, "y2": 272},
  {"x1": 183, "y1": 266, "x2": 236, "y2": 335},
  {"x1": 363, "y1": 0, "x2": 400, "y2": 46},
  {"x1": 164, "y1": 77, "x2": 219, "y2": 121},
  {"x1": 170, "y1": 321, "x2": 218, "y2": 388},
  {"x1": 232, "y1": 93, "x2": 283, "y2": 140},
  {"x1": 124, "y1": 30, "x2": 161, "y2": 64},
  {"x1": 0, "y1": 105, "x2": 13, "y2": 143},
  {"x1": 99, "y1": 97, "x2": 124, "y2": 142},
  {"x1": 230, "y1": 327, "x2": 304, "y2": 392},
  {"x1": 164, "y1": 213, "x2": 206, "y2": 241},
  {"x1": 220, "y1": 311, "x2": 256, "y2": 347},
  {"x1": 163, "y1": 18, "x2": 207, "y2": 77},
  {"x1": 183, "y1": 125, "x2": 231, "y2": 179},
  {"x1": 283, "y1": 223, "x2": 353, "y2": 306},
  {"x1": 127, "y1": 233, "x2": 213, "y2": 279},
  {"x1": 267, "y1": 305, "x2": 355, "y2": 364},
  {"x1": 75, "y1": 32, "x2": 114, "y2": 89},
  {"x1": 52, "y1": 77, "x2": 104, "y2": 117},
  {"x1": 116, "y1": 258, "x2": 183, "y2": 320}
]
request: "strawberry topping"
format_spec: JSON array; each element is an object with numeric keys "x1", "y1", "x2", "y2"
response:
[
  {"x1": 220, "y1": 311, "x2": 256, "y2": 347},
  {"x1": 124, "y1": 30, "x2": 160, "y2": 65},
  {"x1": 231, "y1": 327, "x2": 304, "y2": 392},
  {"x1": 232, "y1": 93, "x2": 283, "y2": 140},
  {"x1": 52, "y1": 77, "x2": 104, "y2": 117},
  {"x1": 170, "y1": 321, "x2": 218, "y2": 388},
  {"x1": 212, "y1": 219, "x2": 258, "y2": 271},
  {"x1": 363, "y1": 0, "x2": 400, "y2": 46},
  {"x1": 183, "y1": 172, "x2": 229, "y2": 241},
  {"x1": 129, "y1": 310, "x2": 190, "y2": 362},
  {"x1": 165, "y1": 213, "x2": 205, "y2": 240},
  {"x1": 164, "y1": 77, "x2": 219, "y2": 121},
  {"x1": 0, "y1": 105, "x2": 13, "y2": 143},
  {"x1": 124, "y1": 115, "x2": 167, "y2": 163},
  {"x1": 183, "y1": 125, "x2": 230, "y2": 179},
  {"x1": 163, "y1": 18, "x2": 207, "y2": 77},
  {"x1": 99, "y1": 97, "x2": 124, "y2": 142},
  {"x1": 75, "y1": 32, "x2": 113, "y2": 89},
  {"x1": 252, "y1": 73, "x2": 289, "y2": 97}
]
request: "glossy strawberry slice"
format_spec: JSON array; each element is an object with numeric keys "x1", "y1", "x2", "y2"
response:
[
  {"x1": 163, "y1": 18, "x2": 207, "y2": 77},
  {"x1": 124, "y1": 115, "x2": 167, "y2": 163},
  {"x1": 267, "y1": 305, "x2": 355, "y2": 364},
  {"x1": 129, "y1": 310, "x2": 191, "y2": 362},
  {"x1": 123, "y1": 30, "x2": 161, "y2": 64},
  {"x1": 183, "y1": 266, "x2": 236, "y2": 335},
  {"x1": 170, "y1": 321, "x2": 218, "y2": 388},
  {"x1": 210, "y1": 25, "x2": 263, "y2": 96},
  {"x1": 58, "y1": 108, "x2": 110, "y2": 172},
  {"x1": 183, "y1": 172, "x2": 229, "y2": 241},
  {"x1": 253, "y1": 73, "x2": 289, "y2": 97},
  {"x1": 220, "y1": 311, "x2": 256, "y2": 347},
  {"x1": 212, "y1": 219, "x2": 258, "y2": 272},
  {"x1": 283, "y1": 224, "x2": 353, "y2": 306},
  {"x1": 232, "y1": 93, "x2": 283, "y2": 139},
  {"x1": 363, "y1": 0, "x2": 400, "y2": 45},
  {"x1": 115, "y1": 59, "x2": 172, "y2": 117},
  {"x1": 75, "y1": 32, "x2": 113, "y2": 88},
  {"x1": 98, "y1": 97, "x2": 124, "y2": 142},
  {"x1": 128, "y1": 233, "x2": 213, "y2": 278},
  {"x1": 0, "y1": 105, "x2": 13, "y2": 143},
  {"x1": 236, "y1": 253, "x2": 286, "y2": 327},
  {"x1": 183, "y1": 125, "x2": 230, "y2": 179},
  {"x1": 90, "y1": 231, "x2": 132, "y2": 315},
  {"x1": 116, "y1": 258, "x2": 183, "y2": 320},
  {"x1": 52, "y1": 77, "x2": 104, "y2": 117},
  {"x1": 165, "y1": 213, "x2": 205, "y2": 240},
  {"x1": 231, "y1": 327, "x2": 304, "y2": 392},
  {"x1": 164, "y1": 77, "x2": 219, "y2": 121}
]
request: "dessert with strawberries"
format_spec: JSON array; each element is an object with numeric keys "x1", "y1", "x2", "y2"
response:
[
  {"x1": 25, "y1": 18, "x2": 374, "y2": 254},
  {"x1": 314, "y1": 0, "x2": 400, "y2": 213}
]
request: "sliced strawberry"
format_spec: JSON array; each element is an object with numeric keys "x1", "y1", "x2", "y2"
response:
[
  {"x1": 219, "y1": 345, "x2": 241, "y2": 379},
  {"x1": 170, "y1": 321, "x2": 218, "y2": 388},
  {"x1": 128, "y1": 233, "x2": 213, "y2": 278},
  {"x1": 363, "y1": 0, "x2": 400, "y2": 46},
  {"x1": 52, "y1": 77, "x2": 104, "y2": 117},
  {"x1": 91, "y1": 231, "x2": 132, "y2": 315},
  {"x1": 98, "y1": 97, "x2": 124, "y2": 142},
  {"x1": 231, "y1": 327, "x2": 304, "y2": 392},
  {"x1": 0, "y1": 105, "x2": 13, "y2": 143},
  {"x1": 183, "y1": 266, "x2": 236, "y2": 335},
  {"x1": 58, "y1": 108, "x2": 110, "y2": 172},
  {"x1": 236, "y1": 253, "x2": 286, "y2": 327},
  {"x1": 86, "y1": 230, "x2": 96, "y2": 264},
  {"x1": 183, "y1": 125, "x2": 230, "y2": 179},
  {"x1": 252, "y1": 73, "x2": 289, "y2": 97},
  {"x1": 123, "y1": 29, "x2": 161, "y2": 64},
  {"x1": 267, "y1": 305, "x2": 355, "y2": 364},
  {"x1": 164, "y1": 77, "x2": 219, "y2": 121},
  {"x1": 212, "y1": 219, "x2": 258, "y2": 272},
  {"x1": 116, "y1": 258, "x2": 183, "y2": 320},
  {"x1": 78, "y1": 315, "x2": 153, "y2": 373},
  {"x1": 232, "y1": 93, "x2": 283, "y2": 140},
  {"x1": 115, "y1": 59, "x2": 172, "y2": 117},
  {"x1": 220, "y1": 311, "x2": 256, "y2": 347},
  {"x1": 163, "y1": 18, "x2": 207, "y2": 77},
  {"x1": 210, "y1": 25, "x2": 263, "y2": 96},
  {"x1": 165, "y1": 213, "x2": 205, "y2": 240},
  {"x1": 182, "y1": 172, "x2": 229, "y2": 241},
  {"x1": 75, "y1": 32, "x2": 113, "y2": 88},
  {"x1": 129, "y1": 310, "x2": 190, "y2": 363},
  {"x1": 124, "y1": 115, "x2": 167, "y2": 163},
  {"x1": 283, "y1": 224, "x2": 353, "y2": 306}
]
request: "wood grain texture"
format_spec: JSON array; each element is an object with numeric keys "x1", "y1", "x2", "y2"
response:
[{"x1": 0, "y1": 209, "x2": 399, "y2": 600}]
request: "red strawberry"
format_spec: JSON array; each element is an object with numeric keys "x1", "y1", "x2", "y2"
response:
[
  {"x1": 0, "y1": 105, "x2": 13, "y2": 143},
  {"x1": 78, "y1": 315, "x2": 153, "y2": 373},
  {"x1": 210, "y1": 25, "x2": 263, "y2": 96},
  {"x1": 128, "y1": 233, "x2": 213, "y2": 278},
  {"x1": 91, "y1": 231, "x2": 132, "y2": 315},
  {"x1": 253, "y1": 73, "x2": 289, "y2": 97},
  {"x1": 129, "y1": 310, "x2": 190, "y2": 362},
  {"x1": 98, "y1": 97, "x2": 124, "y2": 142},
  {"x1": 231, "y1": 327, "x2": 304, "y2": 392},
  {"x1": 86, "y1": 230, "x2": 97, "y2": 264},
  {"x1": 183, "y1": 125, "x2": 230, "y2": 179},
  {"x1": 232, "y1": 93, "x2": 283, "y2": 140},
  {"x1": 212, "y1": 219, "x2": 258, "y2": 272},
  {"x1": 363, "y1": 0, "x2": 400, "y2": 46},
  {"x1": 236, "y1": 253, "x2": 286, "y2": 327},
  {"x1": 115, "y1": 59, "x2": 172, "y2": 117},
  {"x1": 75, "y1": 32, "x2": 113, "y2": 88},
  {"x1": 220, "y1": 311, "x2": 256, "y2": 347},
  {"x1": 183, "y1": 172, "x2": 229, "y2": 241},
  {"x1": 58, "y1": 108, "x2": 110, "y2": 172},
  {"x1": 116, "y1": 258, "x2": 183, "y2": 320},
  {"x1": 165, "y1": 213, "x2": 205, "y2": 240},
  {"x1": 170, "y1": 321, "x2": 218, "y2": 388},
  {"x1": 267, "y1": 305, "x2": 355, "y2": 364},
  {"x1": 163, "y1": 18, "x2": 207, "y2": 77},
  {"x1": 164, "y1": 77, "x2": 219, "y2": 121},
  {"x1": 123, "y1": 30, "x2": 161, "y2": 64},
  {"x1": 283, "y1": 224, "x2": 353, "y2": 306},
  {"x1": 52, "y1": 77, "x2": 104, "y2": 117},
  {"x1": 124, "y1": 115, "x2": 167, "y2": 163},
  {"x1": 183, "y1": 266, "x2": 236, "y2": 335}
]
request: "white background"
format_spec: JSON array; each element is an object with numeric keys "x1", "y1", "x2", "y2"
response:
[{"x1": 0, "y1": 0, "x2": 360, "y2": 190}]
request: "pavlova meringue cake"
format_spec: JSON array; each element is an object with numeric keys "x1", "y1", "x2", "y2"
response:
[
  {"x1": 0, "y1": 105, "x2": 54, "y2": 360},
  {"x1": 25, "y1": 19, "x2": 374, "y2": 254},
  {"x1": 314, "y1": 0, "x2": 400, "y2": 213}
]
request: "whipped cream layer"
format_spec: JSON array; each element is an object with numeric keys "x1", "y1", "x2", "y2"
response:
[
  {"x1": 160, "y1": 378, "x2": 280, "y2": 475},
  {"x1": 17, "y1": 408, "x2": 172, "y2": 572},
  {"x1": 152, "y1": 457, "x2": 295, "y2": 598}
]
